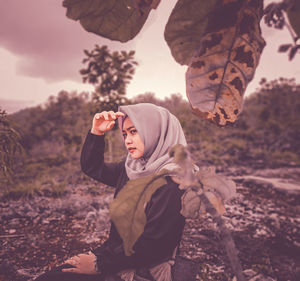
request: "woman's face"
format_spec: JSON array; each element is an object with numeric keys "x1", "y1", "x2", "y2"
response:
[{"x1": 122, "y1": 117, "x2": 145, "y2": 159}]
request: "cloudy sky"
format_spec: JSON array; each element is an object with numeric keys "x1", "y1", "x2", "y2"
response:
[{"x1": 0, "y1": 0, "x2": 299, "y2": 112}]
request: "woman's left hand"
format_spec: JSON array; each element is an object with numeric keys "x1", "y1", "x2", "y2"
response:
[{"x1": 62, "y1": 252, "x2": 98, "y2": 274}]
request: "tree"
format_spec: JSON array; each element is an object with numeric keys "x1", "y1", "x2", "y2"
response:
[
  {"x1": 80, "y1": 45, "x2": 138, "y2": 112},
  {"x1": 0, "y1": 108, "x2": 23, "y2": 180}
]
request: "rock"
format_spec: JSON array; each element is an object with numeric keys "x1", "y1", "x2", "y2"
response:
[
  {"x1": 9, "y1": 218, "x2": 21, "y2": 227},
  {"x1": 249, "y1": 274, "x2": 276, "y2": 281},
  {"x1": 243, "y1": 269, "x2": 257, "y2": 278},
  {"x1": 232, "y1": 270, "x2": 276, "y2": 281}
]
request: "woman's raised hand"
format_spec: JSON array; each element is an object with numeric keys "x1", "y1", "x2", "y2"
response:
[{"x1": 91, "y1": 111, "x2": 125, "y2": 135}]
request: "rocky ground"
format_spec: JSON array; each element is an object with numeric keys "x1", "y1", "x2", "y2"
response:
[{"x1": 0, "y1": 167, "x2": 299, "y2": 281}]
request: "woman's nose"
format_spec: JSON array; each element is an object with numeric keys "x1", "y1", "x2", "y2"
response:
[{"x1": 125, "y1": 136, "x2": 133, "y2": 144}]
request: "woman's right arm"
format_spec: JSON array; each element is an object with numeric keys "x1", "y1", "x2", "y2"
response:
[{"x1": 80, "y1": 111, "x2": 125, "y2": 187}]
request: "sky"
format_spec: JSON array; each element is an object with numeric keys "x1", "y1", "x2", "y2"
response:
[{"x1": 0, "y1": 0, "x2": 299, "y2": 113}]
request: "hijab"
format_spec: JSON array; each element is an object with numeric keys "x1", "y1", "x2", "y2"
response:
[{"x1": 118, "y1": 103, "x2": 187, "y2": 180}]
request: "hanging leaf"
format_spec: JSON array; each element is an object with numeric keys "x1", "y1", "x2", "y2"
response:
[
  {"x1": 287, "y1": 0, "x2": 300, "y2": 38},
  {"x1": 180, "y1": 189, "x2": 201, "y2": 218},
  {"x1": 168, "y1": 144, "x2": 198, "y2": 188},
  {"x1": 184, "y1": 0, "x2": 266, "y2": 126},
  {"x1": 109, "y1": 174, "x2": 167, "y2": 256},
  {"x1": 197, "y1": 166, "x2": 236, "y2": 201},
  {"x1": 288, "y1": 44, "x2": 300, "y2": 60},
  {"x1": 204, "y1": 191, "x2": 226, "y2": 215},
  {"x1": 62, "y1": 0, "x2": 160, "y2": 42},
  {"x1": 181, "y1": 188, "x2": 226, "y2": 218},
  {"x1": 278, "y1": 43, "x2": 292, "y2": 52},
  {"x1": 164, "y1": 0, "x2": 218, "y2": 65}
]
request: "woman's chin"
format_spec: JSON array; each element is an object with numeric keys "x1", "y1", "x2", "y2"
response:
[{"x1": 129, "y1": 151, "x2": 143, "y2": 159}]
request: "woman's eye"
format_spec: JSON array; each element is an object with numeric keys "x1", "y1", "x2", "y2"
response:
[
  {"x1": 130, "y1": 129, "x2": 137, "y2": 135},
  {"x1": 122, "y1": 134, "x2": 127, "y2": 139}
]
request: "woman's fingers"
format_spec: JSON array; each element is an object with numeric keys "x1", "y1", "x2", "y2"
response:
[
  {"x1": 64, "y1": 256, "x2": 79, "y2": 265},
  {"x1": 95, "y1": 111, "x2": 124, "y2": 121},
  {"x1": 62, "y1": 253, "x2": 97, "y2": 274},
  {"x1": 102, "y1": 111, "x2": 109, "y2": 120},
  {"x1": 115, "y1": 111, "x2": 125, "y2": 118},
  {"x1": 62, "y1": 267, "x2": 80, "y2": 273},
  {"x1": 107, "y1": 121, "x2": 115, "y2": 130},
  {"x1": 108, "y1": 111, "x2": 116, "y2": 119}
]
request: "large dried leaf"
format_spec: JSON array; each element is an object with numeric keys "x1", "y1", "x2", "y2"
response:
[
  {"x1": 164, "y1": 0, "x2": 218, "y2": 65},
  {"x1": 109, "y1": 174, "x2": 167, "y2": 256},
  {"x1": 185, "y1": 0, "x2": 266, "y2": 126},
  {"x1": 63, "y1": 0, "x2": 159, "y2": 42},
  {"x1": 287, "y1": 1, "x2": 300, "y2": 38}
]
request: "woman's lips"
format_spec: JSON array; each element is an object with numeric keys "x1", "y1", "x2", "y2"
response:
[{"x1": 128, "y1": 147, "x2": 136, "y2": 153}]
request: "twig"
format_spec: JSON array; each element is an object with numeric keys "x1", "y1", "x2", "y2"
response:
[{"x1": 0, "y1": 234, "x2": 25, "y2": 238}]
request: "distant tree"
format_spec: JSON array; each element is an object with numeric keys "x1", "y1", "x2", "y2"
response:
[
  {"x1": 0, "y1": 108, "x2": 23, "y2": 179},
  {"x1": 132, "y1": 92, "x2": 161, "y2": 105},
  {"x1": 13, "y1": 91, "x2": 91, "y2": 152},
  {"x1": 80, "y1": 45, "x2": 138, "y2": 112}
]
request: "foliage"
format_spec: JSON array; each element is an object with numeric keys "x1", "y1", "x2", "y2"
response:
[
  {"x1": 63, "y1": 0, "x2": 300, "y2": 127},
  {"x1": 0, "y1": 91, "x2": 91, "y2": 195},
  {"x1": 12, "y1": 91, "x2": 90, "y2": 151},
  {"x1": 2, "y1": 78, "x2": 299, "y2": 196},
  {"x1": 80, "y1": 45, "x2": 137, "y2": 112},
  {"x1": 264, "y1": 0, "x2": 300, "y2": 60},
  {"x1": 0, "y1": 109, "x2": 23, "y2": 180}
]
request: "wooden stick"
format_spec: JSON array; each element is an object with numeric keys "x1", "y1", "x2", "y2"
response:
[{"x1": 0, "y1": 234, "x2": 25, "y2": 238}]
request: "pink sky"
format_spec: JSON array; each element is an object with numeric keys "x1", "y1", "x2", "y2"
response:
[{"x1": 0, "y1": 0, "x2": 299, "y2": 112}]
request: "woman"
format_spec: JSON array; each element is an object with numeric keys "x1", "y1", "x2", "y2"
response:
[{"x1": 34, "y1": 103, "x2": 188, "y2": 281}]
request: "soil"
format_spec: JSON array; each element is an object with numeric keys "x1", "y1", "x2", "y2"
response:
[{"x1": 0, "y1": 167, "x2": 299, "y2": 281}]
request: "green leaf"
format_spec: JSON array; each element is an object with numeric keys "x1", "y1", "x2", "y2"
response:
[
  {"x1": 164, "y1": 0, "x2": 218, "y2": 65},
  {"x1": 109, "y1": 174, "x2": 167, "y2": 256},
  {"x1": 63, "y1": 0, "x2": 154, "y2": 42},
  {"x1": 181, "y1": 0, "x2": 266, "y2": 126},
  {"x1": 287, "y1": 1, "x2": 300, "y2": 38}
]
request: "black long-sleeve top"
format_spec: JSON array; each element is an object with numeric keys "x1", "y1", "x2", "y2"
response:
[{"x1": 80, "y1": 131, "x2": 185, "y2": 275}]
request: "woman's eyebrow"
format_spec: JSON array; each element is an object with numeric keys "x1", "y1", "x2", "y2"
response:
[{"x1": 122, "y1": 126, "x2": 135, "y2": 132}]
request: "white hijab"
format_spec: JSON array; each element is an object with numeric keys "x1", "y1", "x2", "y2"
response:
[{"x1": 118, "y1": 103, "x2": 187, "y2": 180}]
